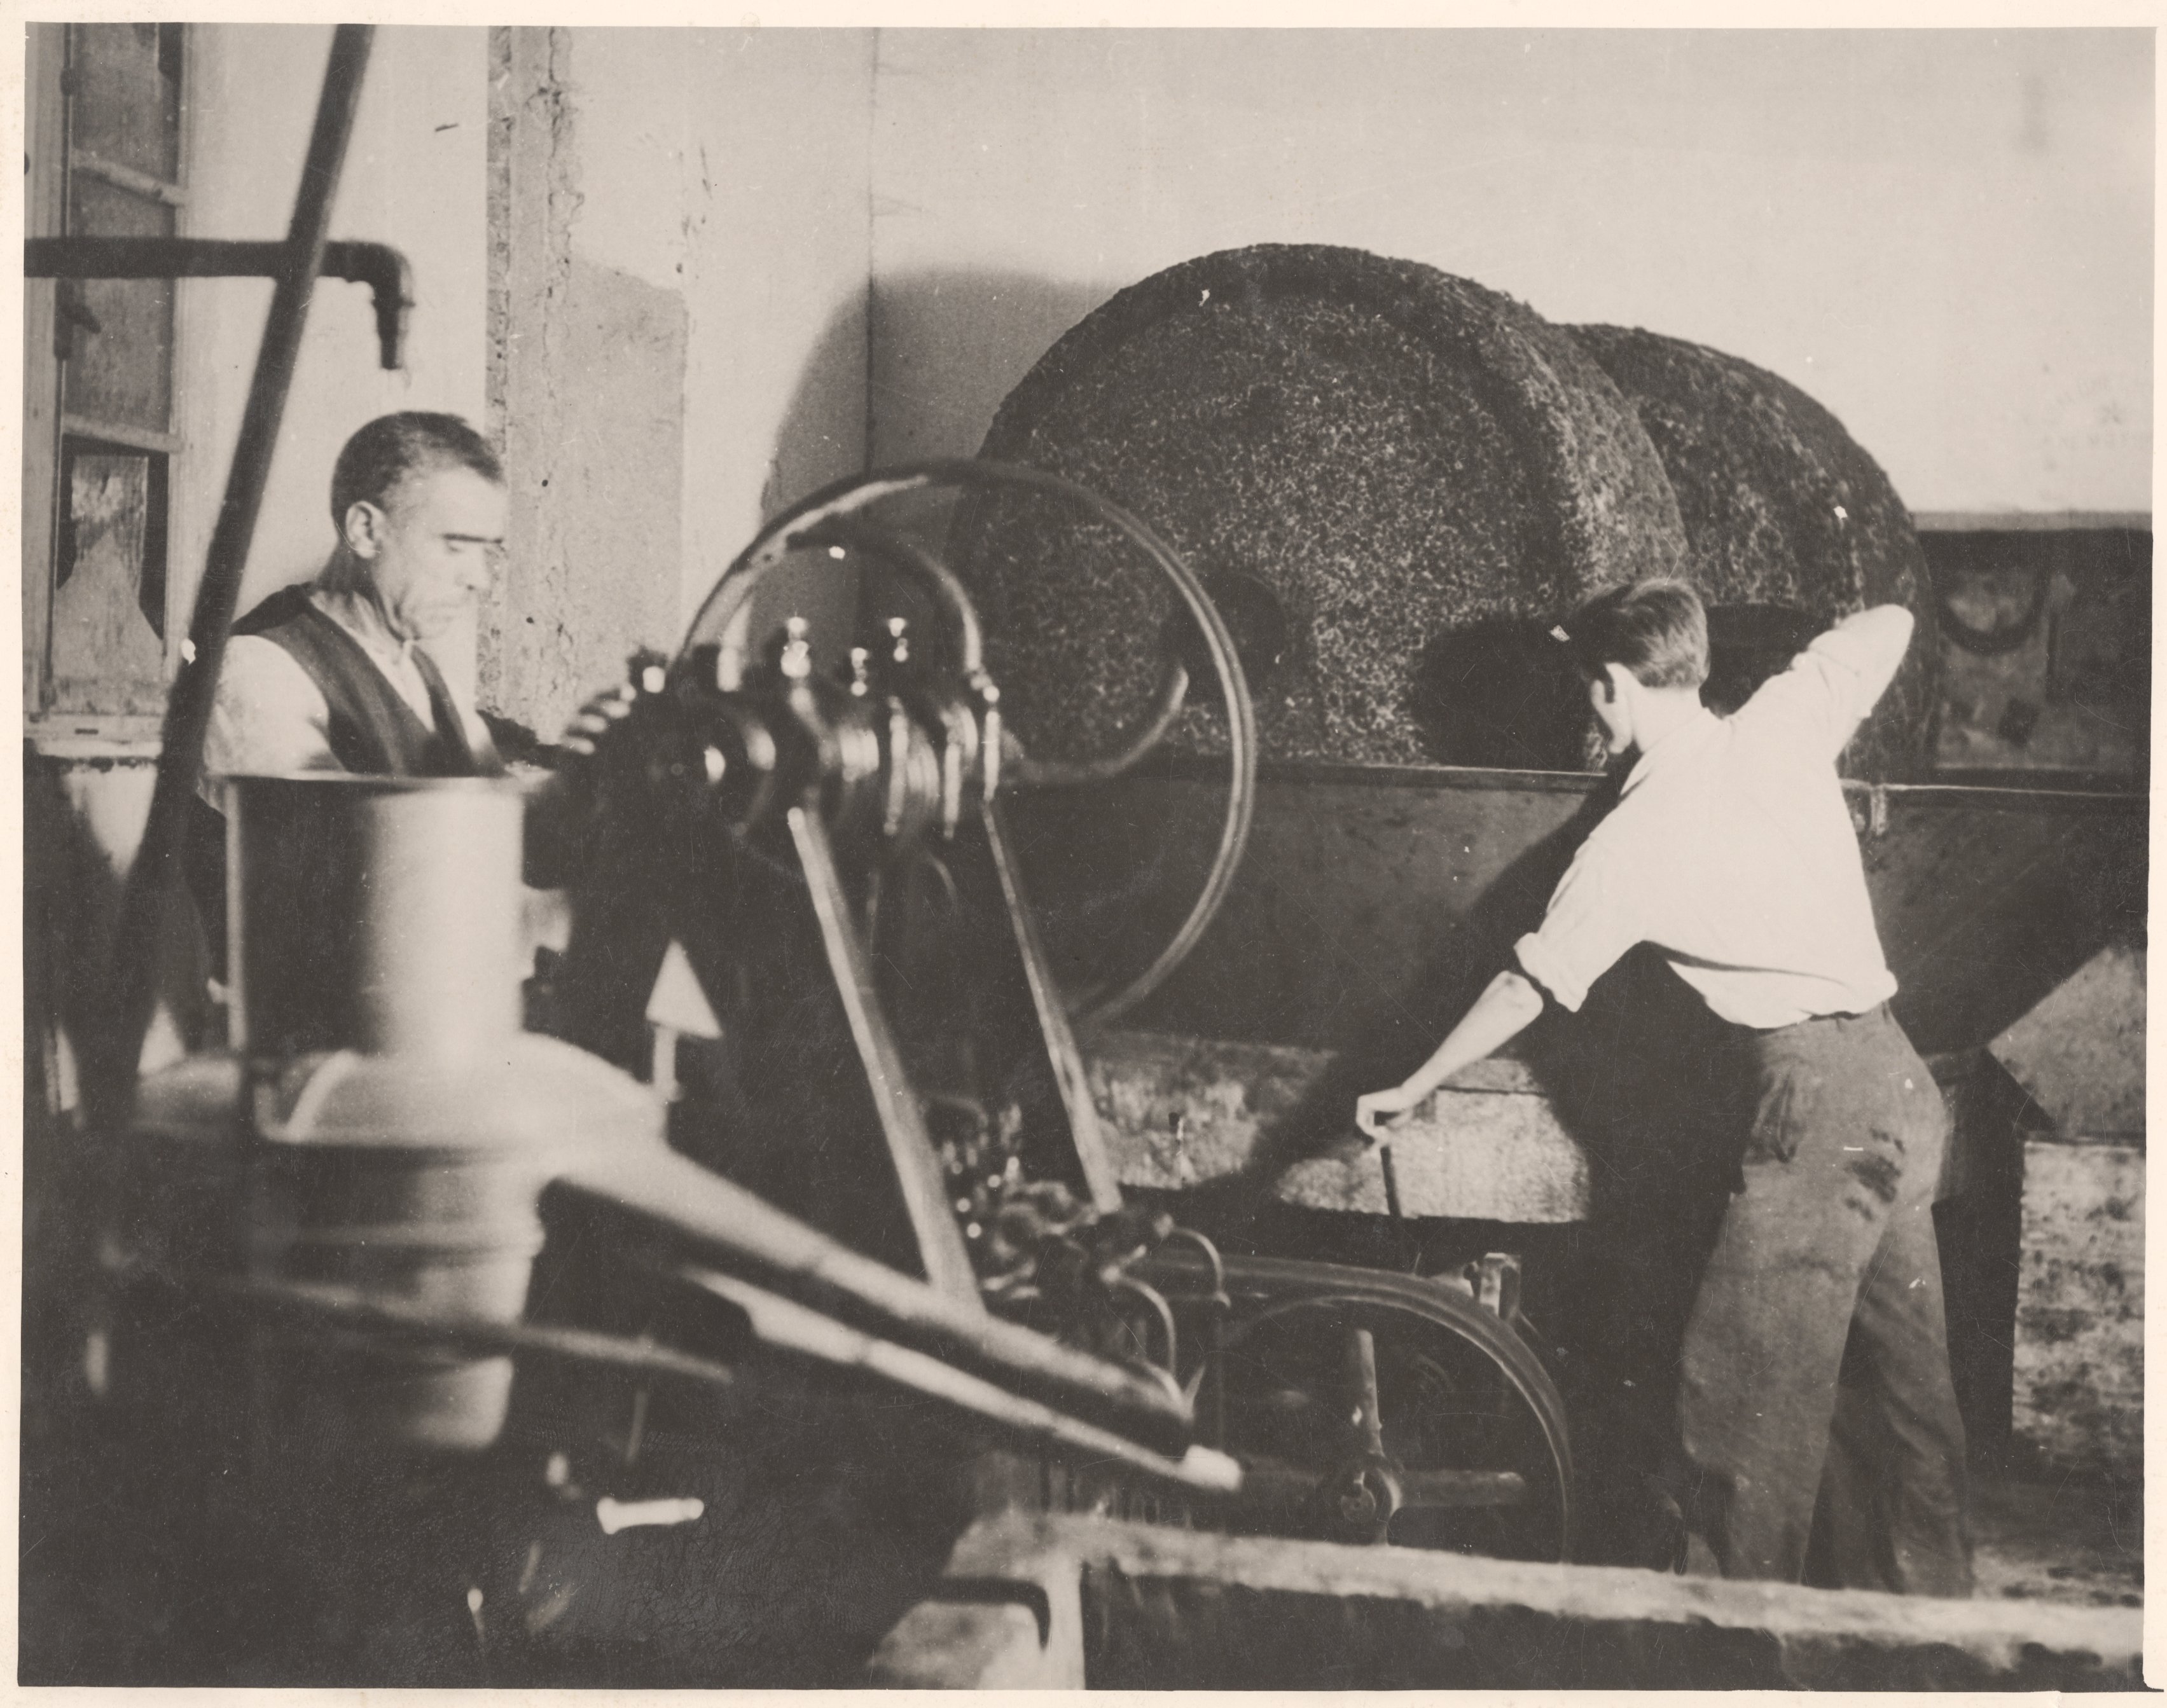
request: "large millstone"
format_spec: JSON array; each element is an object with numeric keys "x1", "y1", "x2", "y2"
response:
[
  {"x1": 962, "y1": 244, "x2": 1686, "y2": 769},
  {"x1": 1568, "y1": 324, "x2": 1939, "y2": 778}
]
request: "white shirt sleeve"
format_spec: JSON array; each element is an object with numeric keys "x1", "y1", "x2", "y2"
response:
[
  {"x1": 201, "y1": 635, "x2": 342, "y2": 783},
  {"x1": 1734, "y1": 605, "x2": 1915, "y2": 763},
  {"x1": 1513, "y1": 829, "x2": 1645, "y2": 1012}
]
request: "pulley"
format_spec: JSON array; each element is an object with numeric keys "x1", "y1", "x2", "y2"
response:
[{"x1": 672, "y1": 458, "x2": 1259, "y2": 1027}]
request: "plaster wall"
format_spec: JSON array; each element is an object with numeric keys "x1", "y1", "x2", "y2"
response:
[
  {"x1": 487, "y1": 28, "x2": 688, "y2": 738},
  {"x1": 490, "y1": 25, "x2": 2147, "y2": 705},
  {"x1": 483, "y1": 28, "x2": 873, "y2": 730},
  {"x1": 866, "y1": 29, "x2": 2152, "y2": 517},
  {"x1": 180, "y1": 24, "x2": 489, "y2": 692},
  {"x1": 167, "y1": 30, "x2": 2150, "y2": 717}
]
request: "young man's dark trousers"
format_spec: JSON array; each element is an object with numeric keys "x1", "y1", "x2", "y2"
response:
[{"x1": 1674, "y1": 1005, "x2": 1973, "y2": 1594}]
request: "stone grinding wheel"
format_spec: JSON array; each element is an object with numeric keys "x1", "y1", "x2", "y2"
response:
[
  {"x1": 1569, "y1": 325, "x2": 1939, "y2": 779},
  {"x1": 959, "y1": 244, "x2": 1687, "y2": 769}
]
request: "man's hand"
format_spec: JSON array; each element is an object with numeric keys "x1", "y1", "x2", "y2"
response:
[
  {"x1": 559, "y1": 682, "x2": 637, "y2": 759},
  {"x1": 1355, "y1": 1083, "x2": 1424, "y2": 1141},
  {"x1": 523, "y1": 678, "x2": 644, "y2": 890},
  {"x1": 1352, "y1": 969, "x2": 1546, "y2": 1142}
]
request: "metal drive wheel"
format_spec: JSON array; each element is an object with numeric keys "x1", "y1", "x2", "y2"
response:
[
  {"x1": 676, "y1": 458, "x2": 1257, "y2": 1026},
  {"x1": 1215, "y1": 1293, "x2": 1572, "y2": 1560},
  {"x1": 1138, "y1": 1250, "x2": 1574, "y2": 1564}
]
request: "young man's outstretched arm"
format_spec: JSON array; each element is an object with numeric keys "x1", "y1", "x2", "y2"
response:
[
  {"x1": 1354, "y1": 968, "x2": 1547, "y2": 1136},
  {"x1": 1825, "y1": 604, "x2": 1916, "y2": 705},
  {"x1": 1744, "y1": 603, "x2": 1916, "y2": 759}
]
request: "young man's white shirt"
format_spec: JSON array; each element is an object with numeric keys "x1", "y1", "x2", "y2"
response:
[{"x1": 1513, "y1": 613, "x2": 1905, "y2": 1030}]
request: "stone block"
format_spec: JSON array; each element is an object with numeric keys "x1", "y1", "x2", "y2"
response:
[
  {"x1": 864, "y1": 1508, "x2": 1087, "y2": 1688},
  {"x1": 1060, "y1": 1514, "x2": 2142, "y2": 1691},
  {"x1": 1991, "y1": 941, "x2": 2146, "y2": 1138},
  {"x1": 864, "y1": 1601, "x2": 1071, "y2": 1688},
  {"x1": 1087, "y1": 1029, "x2": 1593, "y2": 1223},
  {"x1": 2012, "y1": 1136, "x2": 2143, "y2": 1479}
]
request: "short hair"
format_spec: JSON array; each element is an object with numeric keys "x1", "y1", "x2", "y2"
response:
[
  {"x1": 329, "y1": 412, "x2": 502, "y2": 528},
  {"x1": 1559, "y1": 578, "x2": 1709, "y2": 691}
]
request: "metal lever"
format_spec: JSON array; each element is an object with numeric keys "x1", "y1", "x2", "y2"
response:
[{"x1": 789, "y1": 804, "x2": 985, "y2": 1307}]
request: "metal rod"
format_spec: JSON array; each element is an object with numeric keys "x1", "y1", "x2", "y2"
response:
[
  {"x1": 1235, "y1": 1460, "x2": 1526, "y2": 1510},
  {"x1": 94, "y1": 25, "x2": 375, "y2": 1124},
  {"x1": 1377, "y1": 1138, "x2": 1419, "y2": 1272},
  {"x1": 226, "y1": 1275, "x2": 747, "y2": 1389},
  {"x1": 681, "y1": 1264, "x2": 1239, "y2": 1496},
  {"x1": 981, "y1": 797, "x2": 1126, "y2": 1212},
  {"x1": 557, "y1": 1141, "x2": 1196, "y2": 1457},
  {"x1": 1378, "y1": 1141, "x2": 1404, "y2": 1223},
  {"x1": 1347, "y1": 1326, "x2": 1385, "y2": 1457},
  {"x1": 26, "y1": 237, "x2": 412, "y2": 369},
  {"x1": 1399, "y1": 1468, "x2": 1530, "y2": 1509},
  {"x1": 225, "y1": 1260, "x2": 1232, "y2": 1491},
  {"x1": 787, "y1": 804, "x2": 984, "y2": 1306}
]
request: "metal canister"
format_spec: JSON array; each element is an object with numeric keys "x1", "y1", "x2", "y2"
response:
[
  {"x1": 242, "y1": 1038, "x2": 663, "y2": 1451},
  {"x1": 211, "y1": 775, "x2": 664, "y2": 1452},
  {"x1": 223, "y1": 773, "x2": 525, "y2": 1062}
]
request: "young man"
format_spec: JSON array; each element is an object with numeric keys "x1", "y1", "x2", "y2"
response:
[{"x1": 1357, "y1": 579, "x2": 1970, "y2": 1595}]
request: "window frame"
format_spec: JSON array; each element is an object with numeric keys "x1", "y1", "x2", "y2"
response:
[{"x1": 24, "y1": 21, "x2": 194, "y2": 748}]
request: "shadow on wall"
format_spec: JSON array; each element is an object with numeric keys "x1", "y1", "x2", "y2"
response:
[
  {"x1": 490, "y1": 256, "x2": 685, "y2": 740},
  {"x1": 730, "y1": 282, "x2": 874, "y2": 670},
  {"x1": 865, "y1": 268, "x2": 1112, "y2": 469},
  {"x1": 745, "y1": 268, "x2": 1111, "y2": 668}
]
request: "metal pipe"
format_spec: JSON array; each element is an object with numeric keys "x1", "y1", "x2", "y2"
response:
[
  {"x1": 95, "y1": 25, "x2": 375, "y2": 1123},
  {"x1": 25, "y1": 237, "x2": 412, "y2": 369}
]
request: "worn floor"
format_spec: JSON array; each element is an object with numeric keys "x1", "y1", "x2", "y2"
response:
[{"x1": 1969, "y1": 1474, "x2": 2142, "y2": 1610}]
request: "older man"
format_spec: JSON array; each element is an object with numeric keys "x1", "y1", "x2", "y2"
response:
[
  {"x1": 201, "y1": 411, "x2": 508, "y2": 783},
  {"x1": 186, "y1": 412, "x2": 518, "y2": 964}
]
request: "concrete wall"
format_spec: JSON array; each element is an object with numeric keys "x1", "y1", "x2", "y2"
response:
[
  {"x1": 866, "y1": 29, "x2": 2152, "y2": 517},
  {"x1": 487, "y1": 28, "x2": 688, "y2": 738},
  {"x1": 480, "y1": 27, "x2": 874, "y2": 736},
  {"x1": 181, "y1": 24, "x2": 490, "y2": 693}
]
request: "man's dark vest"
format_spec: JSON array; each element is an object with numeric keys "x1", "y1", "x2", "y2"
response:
[
  {"x1": 186, "y1": 583, "x2": 503, "y2": 972},
  {"x1": 225, "y1": 582, "x2": 497, "y2": 776}
]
